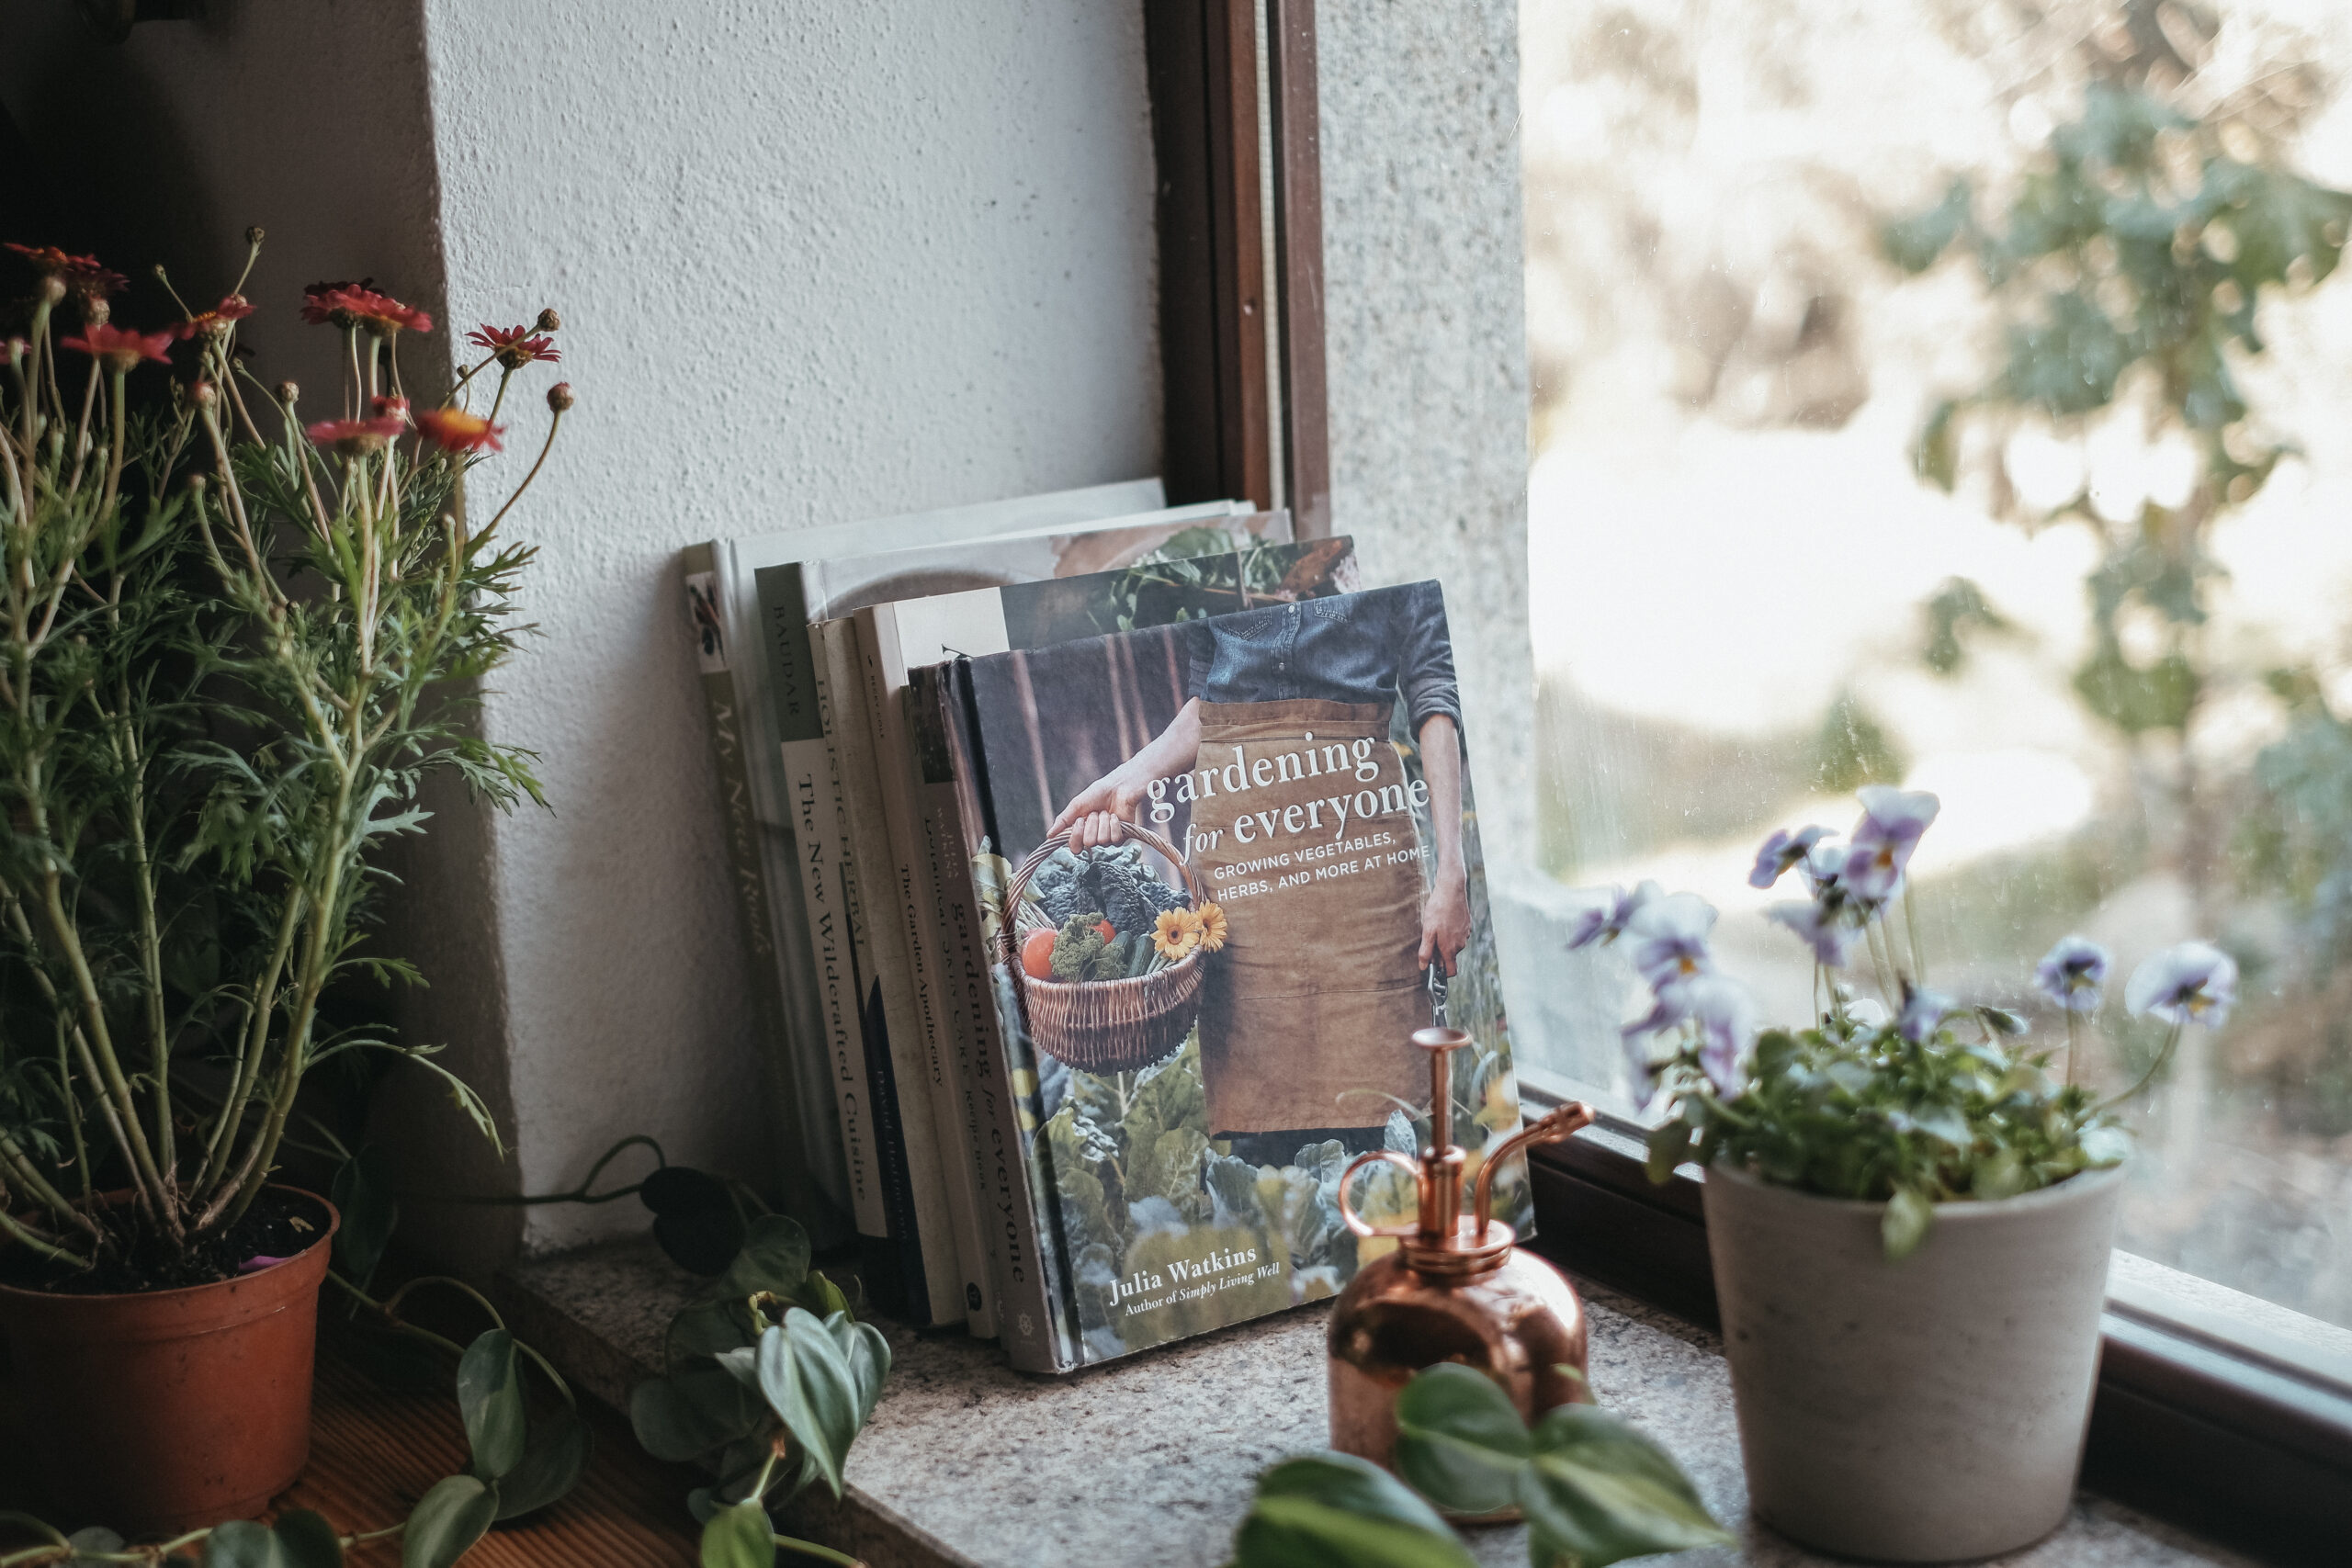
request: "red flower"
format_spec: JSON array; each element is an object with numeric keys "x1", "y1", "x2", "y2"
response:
[
  {"x1": 465, "y1": 323, "x2": 560, "y2": 370},
  {"x1": 61, "y1": 322, "x2": 175, "y2": 374},
  {"x1": 414, "y1": 407, "x2": 504, "y2": 455},
  {"x1": 172, "y1": 294, "x2": 256, "y2": 341},
  {"x1": 300, "y1": 278, "x2": 373, "y2": 326},
  {"x1": 305, "y1": 415, "x2": 407, "y2": 457},
  {"x1": 301, "y1": 281, "x2": 431, "y2": 336},
  {"x1": 6, "y1": 243, "x2": 128, "y2": 303}
]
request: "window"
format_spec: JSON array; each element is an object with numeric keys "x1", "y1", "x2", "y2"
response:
[{"x1": 1515, "y1": 0, "x2": 2352, "y2": 1345}]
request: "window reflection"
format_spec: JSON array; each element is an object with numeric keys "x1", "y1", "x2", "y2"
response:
[{"x1": 1521, "y1": 0, "x2": 2352, "y2": 1329}]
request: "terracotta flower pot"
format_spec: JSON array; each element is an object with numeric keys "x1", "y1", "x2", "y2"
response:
[
  {"x1": 0, "y1": 1187, "x2": 339, "y2": 1535},
  {"x1": 1703, "y1": 1161, "x2": 2123, "y2": 1562}
]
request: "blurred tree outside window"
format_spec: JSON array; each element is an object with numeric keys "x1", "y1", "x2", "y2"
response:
[{"x1": 1520, "y1": 0, "x2": 2352, "y2": 1332}]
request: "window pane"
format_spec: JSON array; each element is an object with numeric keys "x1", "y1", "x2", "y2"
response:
[{"x1": 1519, "y1": 0, "x2": 2352, "y2": 1330}]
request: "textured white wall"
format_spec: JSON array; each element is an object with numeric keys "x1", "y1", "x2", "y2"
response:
[
  {"x1": 1318, "y1": 6, "x2": 1534, "y2": 873},
  {"x1": 418, "y1": 1, "x2": 1163, "y2": 1253}
]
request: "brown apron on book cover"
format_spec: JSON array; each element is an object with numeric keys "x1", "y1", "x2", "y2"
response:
[{"x1": 1187, "y1": 698, "x2": 1428, "y2": 1136}]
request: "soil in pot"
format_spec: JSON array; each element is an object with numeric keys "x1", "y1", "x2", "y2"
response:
[
  {"x1": 0, "y1": 1187, "x2": 328, "y2": 1295},
  {"x1": 0, "y1": 1186, "x2": 340, "y2": 1536},
  {"x1": 1703, "y1": 1162, "x2": 2123, "y2": 1563}
]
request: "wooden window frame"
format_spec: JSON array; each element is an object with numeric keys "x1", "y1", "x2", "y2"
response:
[
  {"x1": 1148, "y1": 7, "x2": 2347, "y2": 1559},
  {"x1": 1145, "y1": 0, "x2": 1329, "y2": 536}
]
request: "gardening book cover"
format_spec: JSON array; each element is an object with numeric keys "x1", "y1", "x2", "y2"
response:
[{"x1": 945, "y1": 580, "x2": 1528, "y2": 1370}]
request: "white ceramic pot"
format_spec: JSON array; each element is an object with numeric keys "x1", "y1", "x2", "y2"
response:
[{"x1": 1703, "y1": 1161, "x2": 2124, "y2": 1562}]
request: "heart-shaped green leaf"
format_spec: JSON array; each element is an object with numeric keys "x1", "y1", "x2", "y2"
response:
[
  {"x1": 201, "y1": 1521, "x2": 278, "y2": 1568},
  {"x1": 401, "y1": 1474, "x2": 500, "y2": 1568},
  {"x1": 825, "y1": 1311, "x2": 893, "y2": 1425},
  {"x1": 1393, "y1": 1363, "x2": 1532, "y2": 1517},
  {"x1": 666, "y1": 1299, "x2": 753, "y2": 1366},
  {"x1": 330, "y1": 1146, "x2": 399, "y2": 1291},
  {"x1": 492, "y1": 1408, "x2": 594, "y2": 1520},
  {"x1": 630, "y1": 1365, "x2": 763, "y2": 1461},
  {"x1": 1232, "y1": 1455, "x2": 1475, "y2": 1568},
  {"x1": 1883, "y1": 1184, "x2": 1935, "y2": 1259},
  {"x1": 754, "y1": 1310, "x2": 862, "y2": 1498},
  {"x1": 271, "y1": 1511, "x2": 345, "y2": 1568},
  {"x1": 1518, "y1": 1404, "x2": 1732, "y2": 1568},
  {"x1": 718, "y1": 1214, "x2": 811, "y2": 1300},
  {"x1": 456, "y1": 1328, "x2": 527, "y2": 1479},
  {"x1": 699, "y1": 1498, "x2": 775, "y2": 1568}
]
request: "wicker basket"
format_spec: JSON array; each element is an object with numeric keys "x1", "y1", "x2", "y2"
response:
[{"x1": 1000, "y1": 821, "x2": 1211, "y2": 1075}]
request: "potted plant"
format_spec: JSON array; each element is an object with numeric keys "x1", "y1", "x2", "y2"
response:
[
  {"x1": 1579, "y1": 786, "x2": 2219, "y2": 1562},
  {"x1": 0, "y1": 233, "x2": 564, "y2": 1532}
]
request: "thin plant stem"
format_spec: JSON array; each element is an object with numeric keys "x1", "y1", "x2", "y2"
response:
[{"x1": 2101, "y1": 1021, "x2": 2186, "y2": 1112}]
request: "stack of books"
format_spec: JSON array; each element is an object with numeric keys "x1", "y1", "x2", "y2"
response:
[{"x1": 684, "y1": 481, "x2": 1528, "y2": 1371}]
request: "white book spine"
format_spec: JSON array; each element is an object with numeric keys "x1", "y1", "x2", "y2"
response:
[
  {"x1": 817, "y1": 618, "x2": 966, "y2": 1327},
  {"x1": 854, "y1": 606, "x2": 997, "y2": 1337}
]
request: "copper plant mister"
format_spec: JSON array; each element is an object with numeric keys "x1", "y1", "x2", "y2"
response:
[{"x1": 1327, "y1": 1026, "x2": 1597, "y2": 1474}]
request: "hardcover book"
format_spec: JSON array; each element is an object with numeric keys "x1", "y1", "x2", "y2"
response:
[{"x1": 942, "y1": 581, "x2": 1528, "y2": 1370}]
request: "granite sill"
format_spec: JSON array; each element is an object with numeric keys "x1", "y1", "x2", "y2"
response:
[{"x1": 496, "y1": 1236, "x2": 2254, "y2": 1568}]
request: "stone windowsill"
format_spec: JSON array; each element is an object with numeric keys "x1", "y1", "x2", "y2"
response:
[{"x1": 496, "y1": 1237, "x2": 2252, "y2": 1568}]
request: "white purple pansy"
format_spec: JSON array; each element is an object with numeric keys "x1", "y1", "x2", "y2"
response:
[
  {"x1": 1748, "y1": 825, "x2": 1834, "y2": 890},
  {"x1": 1896, "y1": 986, "x2": 1957, "y2": 1044},
  {"x1": 1566, "y1": 879, "x2": 1662, "y2": 951},
  {"x1": 2125, "y1": 942, "x2": 2239, "y2": 1030},
  {"x1": 2034, "y1": 935, "x2": 2112, "y2": 1014},
  {"x1": 1620, "y1": 973, "x2": 1698, "y2": 1043},
  {"x1": 1624, "y1": 892, "x2": 1720, "y2": 988},
  {"x1": 1685, "y1": 973, "x2": 1758, "y2": 1096},
  {"x1": 1843, "y1": 785, "x2": 1941, "y2": 903},
  {"x1": 1766, "y1": 897, "x2": 1861, "y2": 967}
]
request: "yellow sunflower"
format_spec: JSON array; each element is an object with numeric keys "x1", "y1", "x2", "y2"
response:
[
  {"x1": 1193, "y1": 901, "x2": 1228, "y2": 953},
  {"x1": 1152, "y1": 906, "x2": 1204, "y2": 961}
]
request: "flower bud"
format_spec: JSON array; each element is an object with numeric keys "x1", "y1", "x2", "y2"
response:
[
  {"x1": 187, "y1": 472, "x2": 208, "y2": 494},
  {"x1": 84, "y1": 298, "x2": 111, "y2": 326},
  {"x1": 245, "y1": 226, "x2": 266, "y2": 246},
  {"x1": 277, "y1": 381, "x2": 299, "y2": 406},
  {"x1": 535, "y1": 308, "x2": 561, "y2": 333},
  {"x1": 38, "y1": 276, "x2": 64, "y2": 306},
  {"x1": 547, "y1": 381, "x2": 575, "y2": 412},
  {"x1": 191, "y1": 380, "x2": 217, "y2": 408}
]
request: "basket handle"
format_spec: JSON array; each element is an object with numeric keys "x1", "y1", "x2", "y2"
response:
[{"x1": 997, "y1": 819, "x2": 1209, "y2": 965}]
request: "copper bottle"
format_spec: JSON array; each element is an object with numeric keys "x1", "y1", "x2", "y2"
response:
[{"x1": 1327, "y1": 1026, "x2": 1598, "y2": 1473}]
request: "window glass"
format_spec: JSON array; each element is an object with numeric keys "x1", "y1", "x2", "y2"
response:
[{"x1": 1519, "y1": 0, "x2": 2352, "y2": 1331}]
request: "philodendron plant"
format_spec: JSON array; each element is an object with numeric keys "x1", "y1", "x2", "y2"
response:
[
  {"x1": 1227, "y1": 1364, "x2": 1729, "y2": 1568},
  {"x1": 1579, "y1": 786, "x2": 2231, "y2": 1257}
]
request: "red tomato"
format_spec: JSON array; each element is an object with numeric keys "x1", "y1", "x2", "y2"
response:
[
  {"x1": 1094, "y1": 919, "x2": 1116, "y2": 944},
  {"x1": 1022, "y1": 927, "x2": 1058, "y2": 980}
]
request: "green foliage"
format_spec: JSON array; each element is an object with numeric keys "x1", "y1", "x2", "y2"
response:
[
  {"x1": 1809, "y1": 692, "x2": 1905, "y2": 795},
  {"x1": 1917, "y1": 576, "x2": 2013, "y2": 678},
  {"x1": 1888, "y1": 79, "x2": 2352, "y2": 740},
  {"x1": 1646, "y1": 1009, "x2": 2129, "y2": 1260},
  {"x1": 631, "y1": 1213, "x2": 889, "y2": 1556},
  {"x1": 1227, "y1": 1366, "x2": 1727, "y2": 1568}
]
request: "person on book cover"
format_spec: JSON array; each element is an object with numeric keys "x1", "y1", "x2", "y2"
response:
[{"x1": 1047, "y1": 581, "x2": 1467, "y2": 1161}]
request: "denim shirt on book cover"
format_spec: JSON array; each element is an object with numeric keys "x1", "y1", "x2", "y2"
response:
[{"x1": 1182, "y1": 580, "x2": 1463, "y2": 739}]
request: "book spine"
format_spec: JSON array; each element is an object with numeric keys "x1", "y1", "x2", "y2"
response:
[
  {"x1": 854, "y1": 605, "x2": 997, "y2": 1338},
  {"x1": 681, "y1": 546, "x2": 844, "y2": 1243},
  {"x1": 754, "y1": 565, "x2": 888, "y2": 1239},
  {"x1": 917, "y1": 664, "x2": 1068, "y2": 1372},
  {"x1": 817, "y1": 617, "x2": 965, "y2": 1328}
]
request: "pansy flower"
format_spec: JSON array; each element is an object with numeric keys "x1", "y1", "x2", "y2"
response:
[
  {"x1": 2034, "y1": 936, "x2": 2111, "y2": 1015},
  {"x1": 1843, "y1": 786, "x2": 1940, "y2": 902},
  {"x1": 2125, "y1": 942, "x2": 2238, "y2": 1029},
  {"x1": 1566, "y1": 879, "x2": 1660, "y2": 951},
  {"x1": 1896, "y1": 985, "x2": 1956, "y2": 1044},
  {"x1": 1748, "y1": 825, "x2": 1833, "y2": 890},
  {"x1": 415, "y1": 407, "x2": 503, "y2": 454},
  {"x1": 1623, "y1": 892, "x2": 1717, "y2": 988},
  {"x1": 1766, "y1": 897, "x2": 1861, "y2": 968},
  {"x1": 60, "y1": 322, "x2": 174, "y2": 374}
]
